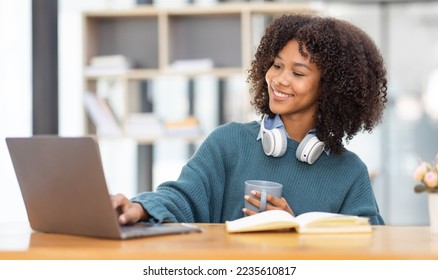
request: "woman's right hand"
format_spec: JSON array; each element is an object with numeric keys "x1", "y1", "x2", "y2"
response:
[{"x1": 110, "y1": 193, "x2": 149, "y2": 225}]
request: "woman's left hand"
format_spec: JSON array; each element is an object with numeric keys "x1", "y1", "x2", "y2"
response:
[{"x1": 243, "y1": 190, "x2": 295, "y2": 216}]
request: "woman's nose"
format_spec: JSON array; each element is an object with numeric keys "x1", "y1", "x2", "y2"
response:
[{"x1": 273, "y1": 73, "x2": 290, "y2": 87}]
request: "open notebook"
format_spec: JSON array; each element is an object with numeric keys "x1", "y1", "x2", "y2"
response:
[{"x1": 6, "y1": 136, "x2": 201, "y2": 239}]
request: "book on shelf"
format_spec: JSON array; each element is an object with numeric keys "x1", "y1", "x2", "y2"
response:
[
  {"x1": 124, "y1": 113, "x2": 164, "y2": 139},
  {"x1": 225, "y1": 210, "x2": 372, "y2": 234},
  {"x1": 153, "y1": 0, "x2": 189, "y2": 8},
  {"x1": 169, "y1": 58, "x2": 214, "y2": 72},
  {"x1": 84, "y1": 92, "x2": 121, "y2": 136},
  {"x1": 85, "y1": 55, "x2": 132, "y2": 76},
  {"x1": 164, "y1": 116, "x2": 202, "y2": 138}
]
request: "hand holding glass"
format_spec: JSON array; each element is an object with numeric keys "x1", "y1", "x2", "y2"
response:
[{"x1": 244, "y1": 180, "x2": 283, "y2": 213}]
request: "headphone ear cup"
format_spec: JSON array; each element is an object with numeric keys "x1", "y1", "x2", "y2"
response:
[
  {"x1": 262, "y1": 128, "x2": 287, "y2": 157},
  {"x1": 262, "y1": 130, "x2": 275, "y2": 156},
  {"x1": 296, "y1": 134, "x2": 325, "y2": 164},
  {"x1": 271, "y1": 128, "x2": 287, "y2": 157}
]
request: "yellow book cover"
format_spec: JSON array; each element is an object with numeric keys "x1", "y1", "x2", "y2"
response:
[{"x1": 225, "y1": 210, "x2": 372, "y2": 234}]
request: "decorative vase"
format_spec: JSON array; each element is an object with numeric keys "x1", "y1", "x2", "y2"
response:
[{"x1": 428, "y1": 193, "x2": 438, "y2": 233}]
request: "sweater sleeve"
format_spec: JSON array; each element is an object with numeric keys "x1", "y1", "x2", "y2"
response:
[
  {"x1": 130, "y1": 127, "x2": 227, "y2": 223},
  {"x1": 339, "y1": 165, "x2": 385, "y2": 225}
]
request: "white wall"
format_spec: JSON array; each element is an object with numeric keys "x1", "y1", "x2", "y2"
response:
[{"x1": 0, "y1": 1, "x2": 32, "y2": 223}]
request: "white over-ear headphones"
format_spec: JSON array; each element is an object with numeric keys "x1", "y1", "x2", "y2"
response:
[{"x1": 260, "y1": 115, "x2": 325, "y2": 164}]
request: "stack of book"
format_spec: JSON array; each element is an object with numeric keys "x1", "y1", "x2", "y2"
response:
[
  {"x1": 85, "y1": 55, "x2": 132, "y2": 76},
  {"x1": 124, "y1": 113, "x2": 164, "y2": 139},
  {"x1": 164, "y1": 116, "x2": 202, "y2": 138}
]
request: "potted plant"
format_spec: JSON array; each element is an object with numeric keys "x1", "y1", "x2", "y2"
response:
[{"x1": 413, "y1": 153, "x2": 438, "y2": 233}]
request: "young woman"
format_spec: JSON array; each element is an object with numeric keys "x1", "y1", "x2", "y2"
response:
[{"x1": 111, "y1": 14, "x2": 387, "y2": 225}]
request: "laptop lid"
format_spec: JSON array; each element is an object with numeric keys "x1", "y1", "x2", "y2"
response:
[{"x1": 5, "y1": 136, "x2": 200, "y2": 239}]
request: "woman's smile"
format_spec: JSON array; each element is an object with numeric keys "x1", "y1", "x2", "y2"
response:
[{"x1": 271, "y1": 86, "x2": 295, "y2": 99}]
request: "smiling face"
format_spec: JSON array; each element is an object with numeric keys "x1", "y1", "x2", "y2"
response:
[{"x1": 265, "y1": 39, "x2": 321, "y2": 123}]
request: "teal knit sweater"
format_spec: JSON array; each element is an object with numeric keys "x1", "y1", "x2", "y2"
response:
[{"x1": 131, "y1": 121, "x2": 384, "y2": 225}]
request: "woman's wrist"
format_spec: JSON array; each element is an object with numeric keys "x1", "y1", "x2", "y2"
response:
[{"x1": 133, "y1": 202, "x2": 150, "y2": 222}]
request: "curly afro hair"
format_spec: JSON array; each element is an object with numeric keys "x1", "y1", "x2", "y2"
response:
[{"x1": 248, "y1": 14, "x2": 387, "y2": 154}]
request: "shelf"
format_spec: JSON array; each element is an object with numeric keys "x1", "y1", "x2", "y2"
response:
[
  {"x1": 83, "y1": 3, "x2": 316, "y2": 72},
  {"x1": 82, "y1": 3, "x2": 315, "y2": 17},
  {"x1": 91, "y1": 133, "x2": 205, "y2": 145},
  {"x1": 84, "y1": 67, "x2": 244, "y2": 80},
  {"x1": 82, "y1": 2, "x2": 316, "y2": 136}
]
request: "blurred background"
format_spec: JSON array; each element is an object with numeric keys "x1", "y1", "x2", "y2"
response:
[{"x1": 1, "y1": 0, "x2": 437, "y2": 226}]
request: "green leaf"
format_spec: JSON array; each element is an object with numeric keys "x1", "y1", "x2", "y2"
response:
[{"x1": 414, "y1": 184, "x2": 427, "y2": 193}]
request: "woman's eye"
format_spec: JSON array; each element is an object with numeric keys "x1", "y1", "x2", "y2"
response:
[
  {"x1": 272, "y1": 64, "x2": 281, "y2": 70},
  {"x1": 293, "y1": 72, "x2": 304, "y2": 77}
]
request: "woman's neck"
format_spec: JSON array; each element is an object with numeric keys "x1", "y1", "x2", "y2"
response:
[{"x1": 280, "y1": 114, "x2": 315, "y2": 142}]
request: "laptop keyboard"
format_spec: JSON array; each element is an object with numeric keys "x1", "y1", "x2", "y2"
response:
[
  {"x1": 120, "y1": 223, "x2": 201, "y2": 238},
  {"x1": 121, "y1": 223, "x2": 158, "y2": 237}
]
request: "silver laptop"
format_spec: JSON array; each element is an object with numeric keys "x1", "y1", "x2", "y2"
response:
[{"x1": 6, "y1": 136, "x2": 201, "y2": 239}]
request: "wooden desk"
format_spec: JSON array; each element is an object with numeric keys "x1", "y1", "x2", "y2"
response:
[{"x1": 1, "y1": 222, "x2": 438, "y2": 260}]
